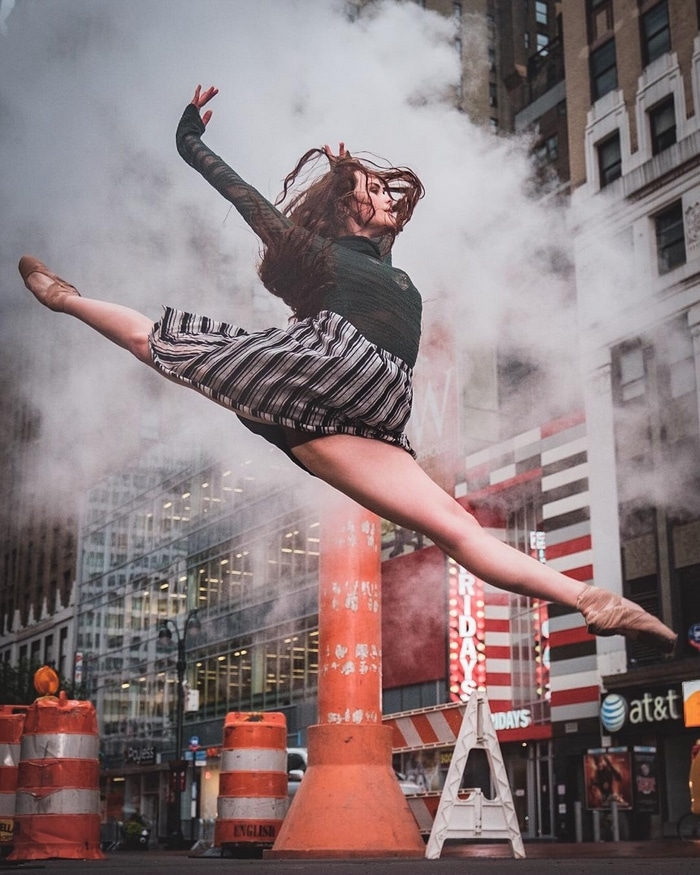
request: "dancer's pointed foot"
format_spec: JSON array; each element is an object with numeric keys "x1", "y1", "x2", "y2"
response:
[
  {"x1": 577, "y1": 585, "x2": 677, "y2": 653},
  {"x1": 18, "y1": 255, "x2": 80, "y2": 312}
]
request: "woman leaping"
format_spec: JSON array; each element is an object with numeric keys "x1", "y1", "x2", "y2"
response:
[{"x1": 18, "y1": 86, "x2": 676, "y2": 652}]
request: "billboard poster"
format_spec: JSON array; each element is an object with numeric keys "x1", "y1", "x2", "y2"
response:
[
  {"x1": 632, "y1": 746, "x2": 659, "y2": 814},
  {"x1": 583, "y1": 749, "x2": 632, "y2": 810}
]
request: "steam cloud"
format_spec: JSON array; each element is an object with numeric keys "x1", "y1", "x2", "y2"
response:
[{"x1": 2, "y1": 0, "x2": 678, "y2": 515}]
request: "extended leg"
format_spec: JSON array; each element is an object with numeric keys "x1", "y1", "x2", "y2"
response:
[
  {"x1": 291, "y1": 434, "x2": 676, "y2": 651},
  {"x1": 19, "y1": 255, "x2": 154, "y2": 364}
]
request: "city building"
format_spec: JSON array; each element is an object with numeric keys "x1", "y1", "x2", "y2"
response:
[
  {"x1": 0, "y1": 371, "x2": 77, "y2": 680},
  {"x1": 559, "y1": 0, "x2": 700, "y2": 837}
]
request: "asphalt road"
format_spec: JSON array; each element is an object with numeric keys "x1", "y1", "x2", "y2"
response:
[{"x1": 3, "y1": 842, "x2": 700, "y2": 874}]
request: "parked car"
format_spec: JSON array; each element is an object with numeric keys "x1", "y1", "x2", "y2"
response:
[
  {"x1": 395, "y1": 770, "x2": 423, "y2": 795},
  {"x1": 287, "y1": 747, "x2": 308, "y2": 799},
  {"x1": 286, "y1": 748, "x2": 422, "y2": 797}
]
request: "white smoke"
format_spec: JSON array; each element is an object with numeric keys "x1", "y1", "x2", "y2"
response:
[{"x1": 1, "y1": 0, "x2": 575, "y2": 501}]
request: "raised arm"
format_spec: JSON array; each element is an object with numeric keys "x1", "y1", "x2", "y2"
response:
[{"x1": 176, "y1": 86, "x2": 291, "y2": 247}]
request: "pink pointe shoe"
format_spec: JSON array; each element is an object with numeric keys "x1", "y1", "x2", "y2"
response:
[
  {"x1": 576, "y1": 585, "x2": 677, "y2": 654},
  {"x1": 18, "y1": 255, "x2": 80, "y2": 312}
]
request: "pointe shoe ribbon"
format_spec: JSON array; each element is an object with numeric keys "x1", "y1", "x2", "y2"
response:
[
  {"x1": 576, "y1": 585, "x2": 677, "y2": 654},
  {"x1": 18, "y1": 255, "x2": 80, "y2": 312}
]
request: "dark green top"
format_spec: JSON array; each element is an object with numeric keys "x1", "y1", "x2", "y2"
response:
[{"x1": 176, "y1": 104, "x2": 422, "y2": 367}]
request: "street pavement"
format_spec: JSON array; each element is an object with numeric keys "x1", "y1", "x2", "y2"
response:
[{"x1": 3, "y1": 841, "x2": 700, "y2": 874}]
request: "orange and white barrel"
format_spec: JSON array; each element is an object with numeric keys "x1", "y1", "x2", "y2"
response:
[
  {"x1": 8, "y1": 692, "x2": 105, "y2": 861},
  {"x1": 214, "y1": 712, "x2": 288, "y2": 851},
  {"x1": 0, "y1": 707, "x2": 27, "y2": 853}
]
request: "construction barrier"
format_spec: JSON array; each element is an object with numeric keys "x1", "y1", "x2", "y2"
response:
[
  {"x1": 385, "y1": 700, "x2": 466, "y2": 754},
  {"x1": 0, "y1": 707, "x2": 28, "y2": 854},
  {"x1": 384, "y1": 692, "x2": 525, "y2": 859},
  {"x1": 214, "y1": 712, "x2": 288, "y2": 853},
  {"x1": 401, "y1": 790, "x2": 475, "y2": 833},
  {"x1": 383, "y1": 699, "x2": 471, "y2": 835},
  {"x1": 8, "y1": 692, "x2": 105, "y2": 861}
]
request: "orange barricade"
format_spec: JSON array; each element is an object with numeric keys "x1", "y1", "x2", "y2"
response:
[
  {"x1": 8, "y1": 692, "x2": 105, "y2": 861},
  {"x1": 0, "y1": 707, "x2": 28, "y2": 854},
  {"x1": 215, "y1": 712, "x2": 288, "y2": 852},
  {"x1": 384, "y1": 701, "x2": 467, "y2": 752}
]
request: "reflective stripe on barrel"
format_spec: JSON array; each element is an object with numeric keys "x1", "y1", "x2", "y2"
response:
[
  {"x1": 218, "y1": 796, "x2": 289, "y2": 820},
  {"x1": 15, "y1": 789, "x2": 101, "y2": 816},
  {"x1": 8, "y1": 694, "x2": 105, "y2": 862},
  {"x1": 0, "y1": 742, "x2": 21, "y2": 769},
  {"x1": 0, "y1": 796, "x2": 17, "y2": 817},
  {"x1": 19, "y1": 733, "x2": 100, "y2": 760},
  {"x1": 214, "y1": 712, "x2": 288, "y2": 848},
  {"x1": 220, "y1": 747, "x2": 286, "y2": 772}
]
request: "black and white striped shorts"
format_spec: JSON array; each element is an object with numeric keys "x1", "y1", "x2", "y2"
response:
[{"x1": 149, "y1": 308, "x2": 416, "y2": 458}]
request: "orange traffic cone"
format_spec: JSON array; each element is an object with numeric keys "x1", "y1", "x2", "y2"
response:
[{"x1": 269, "y1": 492, "x2": 424, "y2": 858}]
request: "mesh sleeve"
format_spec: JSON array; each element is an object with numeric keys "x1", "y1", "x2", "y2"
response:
[{"x1": 176, "y1": 104, "x2": 291, "y2": 247}]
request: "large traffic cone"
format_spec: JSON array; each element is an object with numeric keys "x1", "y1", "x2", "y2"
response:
[{"x1": 268, "y1": 492, "x2": 424, "y2": 858}]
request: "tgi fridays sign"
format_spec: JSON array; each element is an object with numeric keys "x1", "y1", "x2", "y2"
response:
[
  {"x1": 448, "y1": 561, "x2": 486, "y2": 702},
  {"x1": 600, "y1": 684, "x2": 684, "y2": 735}
]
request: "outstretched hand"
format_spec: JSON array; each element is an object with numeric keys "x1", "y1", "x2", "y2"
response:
[
  {"x1": 190, "y1": 85, "x2": 219, "y2": 128},
  {"x1": 323, "y1": 142, "x2": 351, "y2": 165}
]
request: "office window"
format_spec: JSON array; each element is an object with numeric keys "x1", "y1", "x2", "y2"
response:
[
  {"x1": 619, "y1": 346, "x2": 646, "y2": 401},
  {"x1": 539, "y1": 134, "x2": 558, "y2": 163},
  {"x1": 668, "y1": 326, "x2": 696, "y2": 399},
  {"x1": 589, "y1": 0, "x2": 613, "y2": 42},
  {"x1": 655, "y1": 201, "x2": 686, "y2": 274},
  {"x1": 590, "y1": 39, "x2": 617, "y2": 101},
  {"x1": 597, "y1": 131, "x2": 622, "y2": 187},
  {"x1": 641, "y1": 1, "x2": 670, "y2": 67},
  {"x1": 649, "y1": 96, "x2": 676, "y2": 155}
]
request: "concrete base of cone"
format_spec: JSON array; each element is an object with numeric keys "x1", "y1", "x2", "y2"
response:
[{"x1": 267, "y1": 723, "x2": 425, "y2": 859}]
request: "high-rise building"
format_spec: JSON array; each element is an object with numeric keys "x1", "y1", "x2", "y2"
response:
[{"x1": 561, "y1": 0, "x2": 700, "y2": 836}]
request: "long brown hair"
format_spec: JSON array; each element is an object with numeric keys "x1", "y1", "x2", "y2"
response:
[{"x1": 258, "y1": 149, "x2": 424, "y2": 319}]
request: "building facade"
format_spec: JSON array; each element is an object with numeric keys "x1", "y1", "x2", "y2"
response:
[{"x1": 562, "y1": 0, "x2": 700, "y2": 838}]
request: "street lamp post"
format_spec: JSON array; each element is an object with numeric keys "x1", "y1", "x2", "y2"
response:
[{"x1": 158, "y1": 609, "x2": 201, "y2": 847}]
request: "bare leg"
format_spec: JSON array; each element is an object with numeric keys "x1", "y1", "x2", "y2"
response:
[
  {"x1": 19, "y1": 256, "x2": 278, "y2": 423},
  {"x1": 292, "y1": 434, "x2": 583, "y2": 605},
  {"x1": 61, "y1": 296, "x2": 154, "y2": 364},
  {"x1": 291, "y1": 434, "x2": 676, "y2": 651},
  {"x1": 20, "y1": 256, "x2": 154, "y2": 364}
]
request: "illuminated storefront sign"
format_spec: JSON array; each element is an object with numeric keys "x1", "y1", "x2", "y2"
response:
[
  {"x1": 529, "y1": 531, "x2": 551, "y2": 704},
  {"x1": 491, "y1": 709, "x2": 532, "y2": 730},
  {"x1": 600, "y1": 686, "x2": 683, "y2": 734},
  {"x1": 682, "y1": 680, "x2": 700, "y2": 728},
  {"x1": 448, "y1": 561, "x2": 486, "y2": 702},
  {"x1": 124, "y1": 745, "x2": 157, "y2": 765}
]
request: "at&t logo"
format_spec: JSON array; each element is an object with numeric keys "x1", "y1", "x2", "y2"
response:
[{"x1": 600, "y1": 693, "x2": 627, "y2": 733}]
